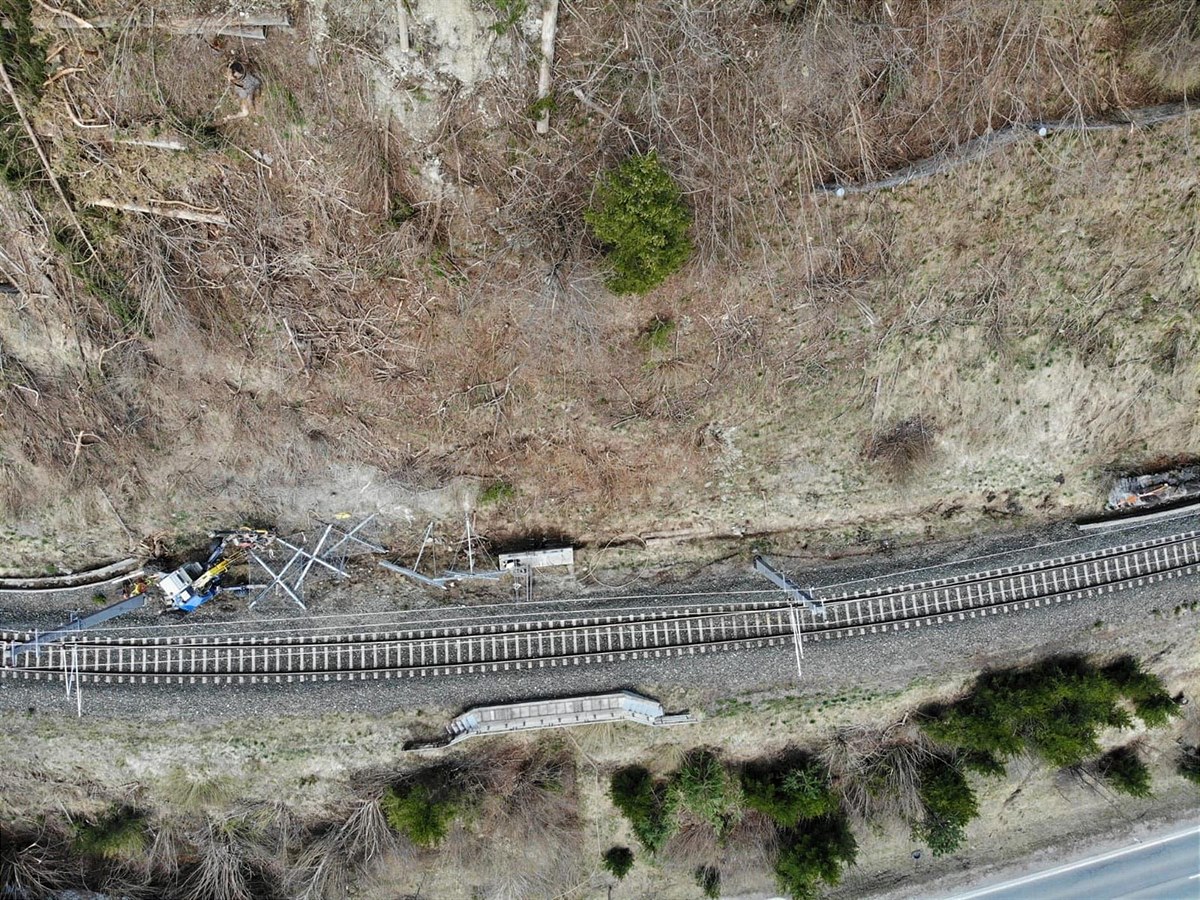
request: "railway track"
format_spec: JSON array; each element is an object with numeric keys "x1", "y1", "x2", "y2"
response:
[{"x1": 2, "y1": 530, "x2": 1197, "y2": 686}]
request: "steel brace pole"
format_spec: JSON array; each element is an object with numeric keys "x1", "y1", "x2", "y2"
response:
[{"x1": 787, "y1": 605, "x2": 804, "y2": 680}]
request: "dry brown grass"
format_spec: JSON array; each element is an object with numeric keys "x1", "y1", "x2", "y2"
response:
[
  {"x1": 865, "y1": 417, "x2": 938, "y2": 479},
  {"x1": 0, "y1": 0, "x2": 1196, "y2": 568}
]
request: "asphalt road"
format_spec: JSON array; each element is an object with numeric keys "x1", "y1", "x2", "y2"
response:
[{"x1": 948, "y1": 825, "x2": 1200, "y2": 900}]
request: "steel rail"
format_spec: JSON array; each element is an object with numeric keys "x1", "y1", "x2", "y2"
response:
[{"x1": 2, "y1": 532, "x2": 1197, "y2": 686}]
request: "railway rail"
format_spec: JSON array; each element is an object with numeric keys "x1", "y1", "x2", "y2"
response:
[{"x1": 2, "y1": 530, "x2": 1197, "y2": 686}]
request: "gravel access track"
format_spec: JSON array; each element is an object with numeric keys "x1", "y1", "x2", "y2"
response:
[{"x1": 2, "y1": 530, "x2": 1196, "y2": 687}]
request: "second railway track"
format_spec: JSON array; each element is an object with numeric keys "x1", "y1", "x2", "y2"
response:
[{"x1": 2, "y1": 530, "x2": 1197, "y2": 686}]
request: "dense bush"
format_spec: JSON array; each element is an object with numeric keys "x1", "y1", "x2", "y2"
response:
[
  {"x1": 922, "y1": 656, "x2": 1175, "y2": 768},
  {"x1": 912, "y1": 757, "x2": 978, "y2": 856},
  {"x1": 610, "y1": 766, "x2": 674, "y2": 854},
  {"x1": 773, "y1": 814, "x2": 858, "y2": 900},
  {"x1": 584, "y1": 151, "x2": 693, "y2": 294},
  {"x1": 610, "y1": 751, "x2": 747, "y2": 854},
  {"x1": 741, "y1": 754, "x2": 837, "y2": 827},
  {"x1": 1180, "y1": 747, "x2": 1200, "y2": 786},
  {"x1": 669, "y1": 750, "x2": 740, "y2": 836},
  {"x1": 381, "y1": 773, "x2": 462, "y2": 848},
  {"x1": 602, "y1": 845, "x2": 634, "y2": 880},
  {"x1": 959, "y1": 749, "x2": 1006, "y2": 777},
  {"x1": 1101, "y1": 658, "x2": 1182, "y2": 728},
  {"x1": 1097, "y1": 745, "x2": 1153, "y2": 798}
]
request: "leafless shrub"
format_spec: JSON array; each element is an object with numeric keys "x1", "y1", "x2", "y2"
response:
[
  {"x1": 477, "y1": 739, "x2": 581, "y2": 850},
  {"x1": 662, "y1": 813, "x2": 721, "y2": 870},
  {"x1": 0, "y1": 820, "x2": 78, "y2": 899},
  {"x1": 1114, "y1": 0, "x2": 1200, "y2": 96},
  {"x1": 182, "y1": 819, "x2": 254, "y2": 900},
  {"x1": 865, "y1": 418, "x2": 937, "y2": 477},
  {"x1": 820, "y1": 721, "x2": 938, "y2": 826},
  {"x1": 293, "y1": 798, "x2": 402, "y2": 900},
  {"x1": 720, "y1": 809, "x2": 779, "y2": 890}
]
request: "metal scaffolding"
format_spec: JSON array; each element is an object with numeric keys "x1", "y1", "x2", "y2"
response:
[{"x1": 249, "y1": 516, "x2": 384, "y2": 610}]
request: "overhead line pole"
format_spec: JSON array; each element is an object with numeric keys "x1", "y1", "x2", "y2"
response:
[
  {"x1": 787, "y1": 604, "x2": 803, "y2": 680},
  {"x1": 753, "y1": 555, "x2": 823, "y2": 682}
]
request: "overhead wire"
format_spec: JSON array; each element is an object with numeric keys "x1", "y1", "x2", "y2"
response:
[
  {"x1": 809, "y1": 518, "x2": 1199, "y2": 592},
  {"x1": 5, "y1": 518, "x2": 1195, "y2": 645}
]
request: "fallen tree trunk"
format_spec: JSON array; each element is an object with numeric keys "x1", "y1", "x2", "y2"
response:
[
  {"x1": 536, "y1": 0, "x2": 559, "y2": 135},
  {"x1": 39, "y1": 11, "x2": 290, "y2": 39},
  {"x1": 115, "y1": 136, "x2": 190, "y2": 151},
  {"x1": 0, "y1": 557, "x2": 138, "y2": 591},
  {"x1": 88, "y1": 198, "x2": 229, "y2": 226},
  {"x1": 818, "y1": 101, "x2": 1195, "y2": 196},
  {"x1": 397, "y1": 0, "x2": 410, "y2": 53}
]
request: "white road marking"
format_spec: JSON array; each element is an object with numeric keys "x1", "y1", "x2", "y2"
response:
[{"x1": 951, "y1": 826, "x2": 1200, "y2": 899}]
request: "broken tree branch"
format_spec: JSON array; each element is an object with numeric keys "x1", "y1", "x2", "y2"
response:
[
  {"x1": 0, "y1": 59, "x2": 97, "y2": 259},
  {"x1": 32, "y1": 0, "x2": 93, "y2": 30},
  {"x1": 87, "y1": 198, "x2": 230, "y2": 226},
  {"x1": 397, "y1": 0, "x2": 410, "y2": 53},
  {"x1": 42, "y1": 65, "x2": 83, "y2": 87}
]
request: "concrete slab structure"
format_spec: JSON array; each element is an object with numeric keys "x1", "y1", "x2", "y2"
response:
[
  {"x1": 498, "y1": 547, "x2": 574, "y2": 573},
  {"x1": 441, "y1": 690, "x2": 695, "y2": 744}
]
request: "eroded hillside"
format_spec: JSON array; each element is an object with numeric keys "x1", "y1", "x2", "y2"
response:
[{"x1": 1, "y1": 0, "x2": 1197, "y2": 568}]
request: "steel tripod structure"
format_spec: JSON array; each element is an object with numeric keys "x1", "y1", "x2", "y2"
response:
[{"x1": 250, "y1": 517, "x2": 385, "y2": 610}]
